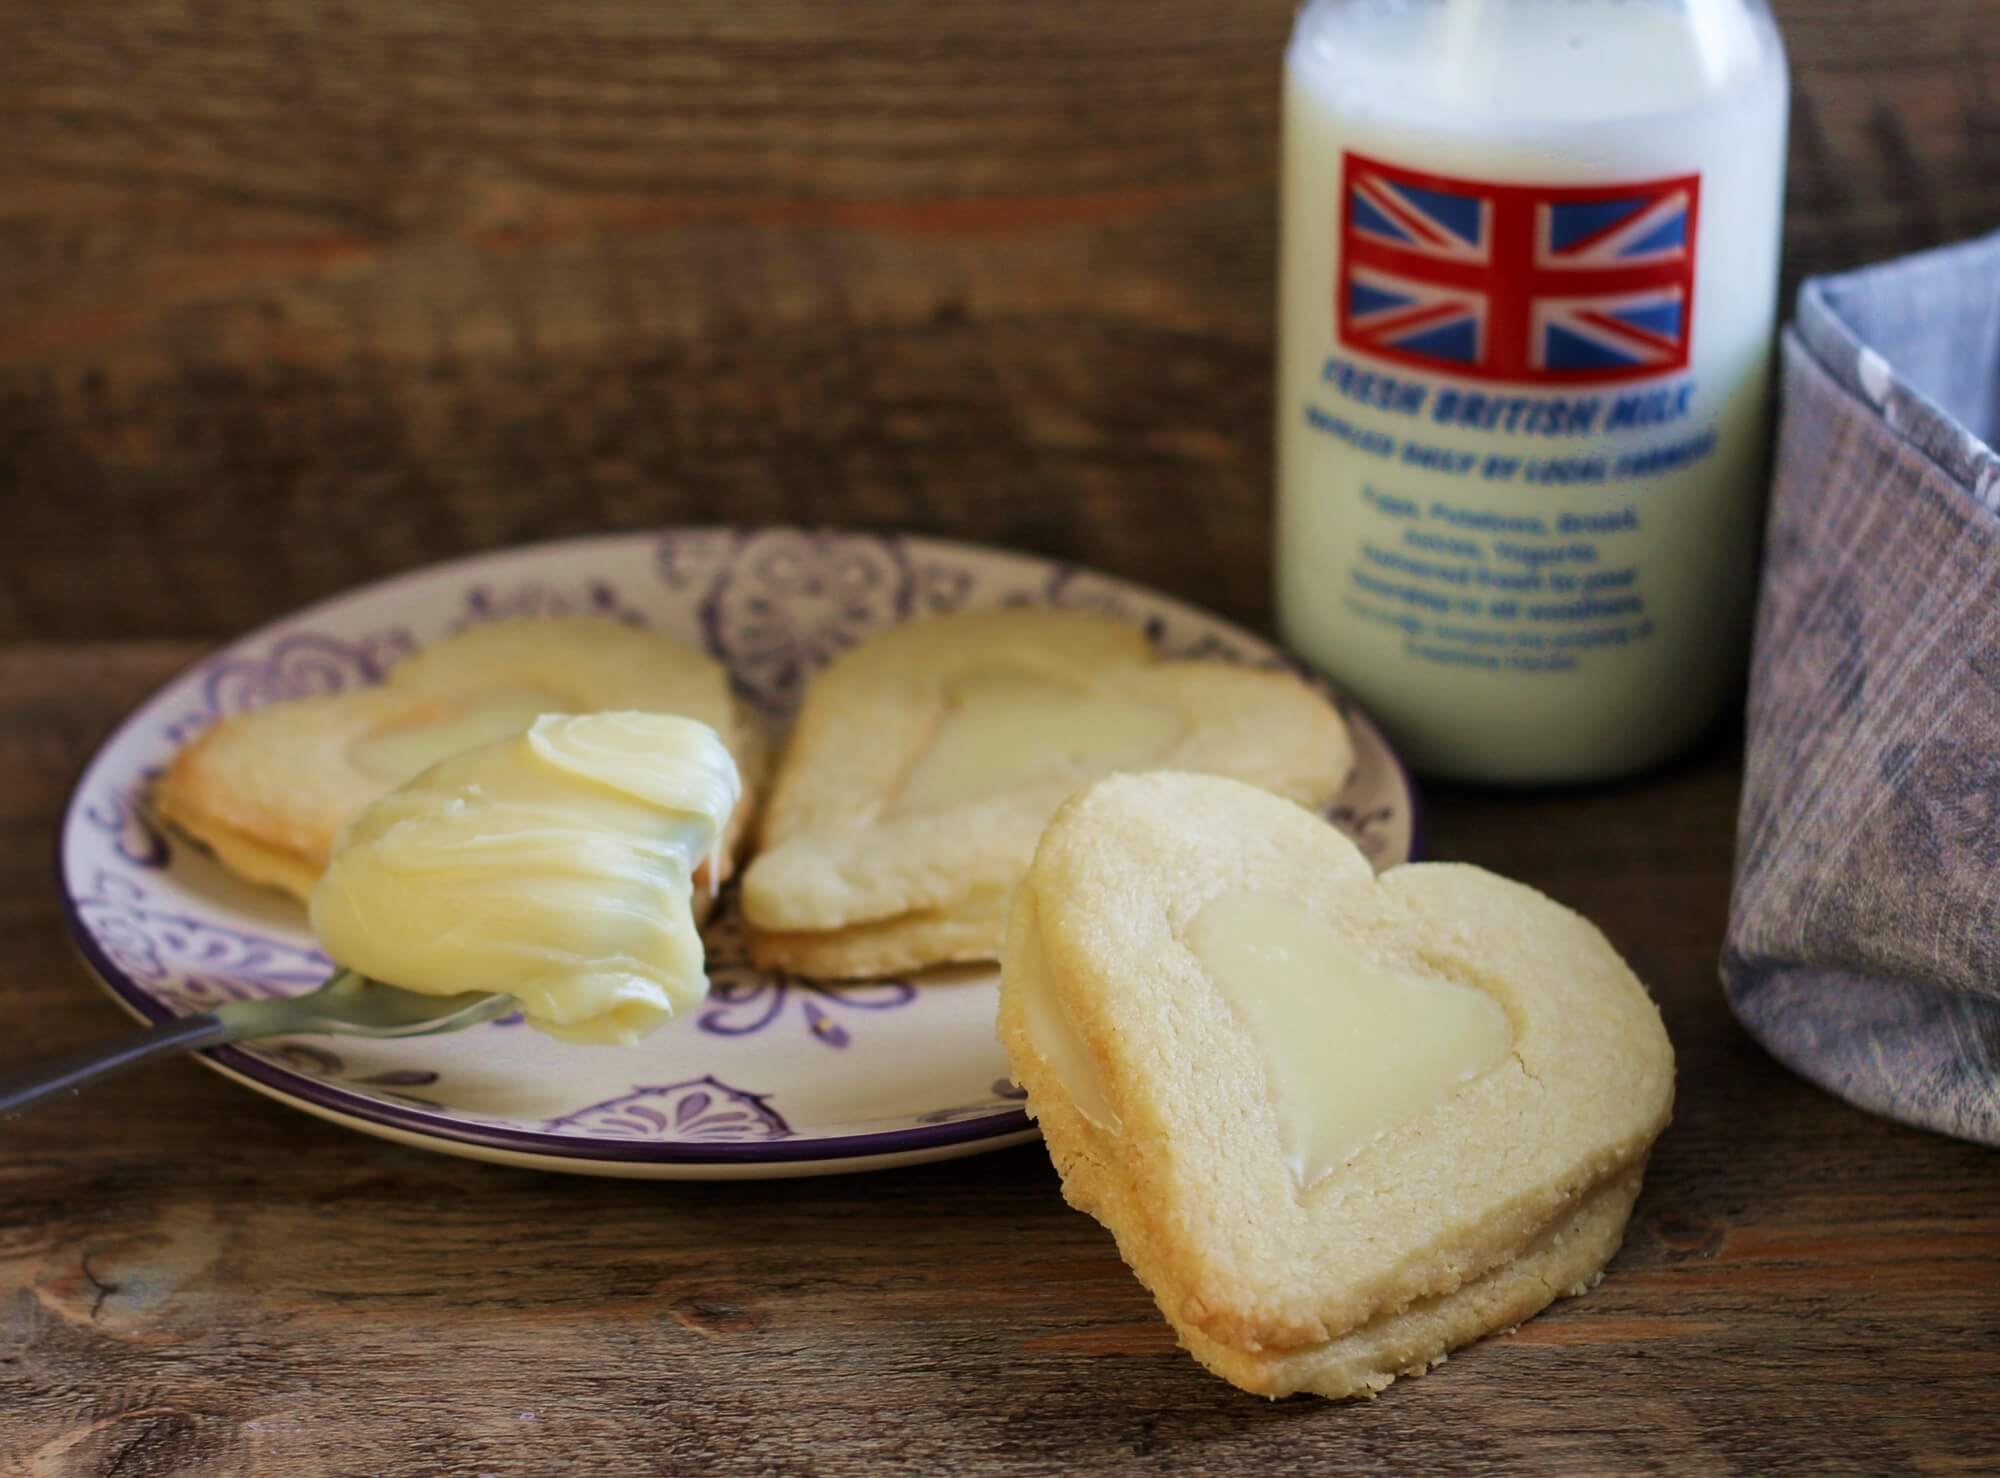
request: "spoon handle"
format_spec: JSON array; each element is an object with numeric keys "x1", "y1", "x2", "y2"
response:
[{"x1": 0, "y1": 1013, "x2": 233, "y2": 1121}]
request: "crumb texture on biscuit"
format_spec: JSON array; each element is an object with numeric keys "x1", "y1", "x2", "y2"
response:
[{"x1": 996, "y1": 771, "x2": 1674, "y2": 1397}]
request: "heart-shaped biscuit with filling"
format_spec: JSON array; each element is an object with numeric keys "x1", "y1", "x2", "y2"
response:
[
  {"x1": 159, "y1": 617, "x2": 764, "y2": 903},
  {"x1": 997, "y1": 771, "x2": 1673, "y2": 1398},
  {"x1": 739, "y1": 609, "x2": 1352, "y2": 978}
]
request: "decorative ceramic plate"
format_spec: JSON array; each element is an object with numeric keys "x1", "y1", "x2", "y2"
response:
[{"x1": 57, "y1": 528, "x2": 1417, "y2": 1178}]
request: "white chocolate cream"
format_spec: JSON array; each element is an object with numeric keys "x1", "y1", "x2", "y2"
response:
[
  {"x1": 347, "y1": 685, "x2": 576, "y2": 785},
  {"x1": 1185, "y1": 892, "x2": 1514, "y2": 1189},
  {"x1": 310, "y1": 712, "x2": 741, "y2": 1046},
  {"x1": 1013, "y1": 895, "x2": 1121, "y2": 1134},
  {"x1": 891, "y1": 670, "x2": 1183, "y2": 815}
]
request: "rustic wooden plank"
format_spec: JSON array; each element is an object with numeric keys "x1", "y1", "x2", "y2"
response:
[
  {"x1": 2, "y1": 2, "x2": 1997, "y2": 644},
  {"x1": 1, "y1": 644, "x2": 1995, "y2": 1474}
]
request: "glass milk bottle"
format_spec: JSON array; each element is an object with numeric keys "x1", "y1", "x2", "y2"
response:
[{"x1": 1275, "y1": 0, "x2": 1788, "y2": 783}]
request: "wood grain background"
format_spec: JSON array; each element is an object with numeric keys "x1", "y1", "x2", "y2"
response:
[{"x1": 3, "y1": 1, "x2": 1998, "y2": 643}]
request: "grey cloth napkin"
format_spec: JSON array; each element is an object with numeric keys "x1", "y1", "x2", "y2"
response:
[{"x1": 1726, "y1": 229, "x2": 2000, "y2": 1145}]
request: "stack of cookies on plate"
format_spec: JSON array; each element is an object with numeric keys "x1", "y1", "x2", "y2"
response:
[{"x1": 160, "y1": 601, "x2": 1672, "y2": 1400}]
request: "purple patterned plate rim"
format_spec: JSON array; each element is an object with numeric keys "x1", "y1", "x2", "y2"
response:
[
  {"x1": 61, "y1": 911, "x2": 1035, "y2": 1164},
  {"x1": 54, "y1": 526, "x2": 1419, "y2": 1172}
]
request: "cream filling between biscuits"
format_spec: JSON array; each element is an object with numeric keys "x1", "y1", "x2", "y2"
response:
[
  {"x1": 311, "y1": 712, "x2": 740, "y2": 1046},
  {"x1": 890, "y1": 670, "x2": 1183, "y2": 815},
  {"x1": 1013, "y1": 894, "x2": 1122, "y2": 1134},
  {"x1": 347, "y1": 685, "x2": 577, "y2": 785},
  {"x1": 190, "y1": 823, "x2": 327, "y2": 903},
  {"x1": 1184, "y1": 892, "x2": 1514, "y2": 1191}
]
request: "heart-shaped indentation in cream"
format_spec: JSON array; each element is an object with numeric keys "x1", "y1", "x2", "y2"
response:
[
  {"x1": 1184, "y1": 891, "x2": 1514, "y2": 1190},
  {"x1": 890, "y1": 671, "x2": 1184, "y2": 815}
]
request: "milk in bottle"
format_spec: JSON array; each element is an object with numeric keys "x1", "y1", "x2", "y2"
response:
[{"x1": 1275, "y1": 0, "x2": 1788, "y2": 782}]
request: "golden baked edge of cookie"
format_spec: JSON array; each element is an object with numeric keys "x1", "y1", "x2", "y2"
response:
[
  {"x1": 153, "y1": 800, "x2": 325, "y2": 902},
  {"x1": 1175, "y1": 1168, "x2": 1644, "y2": 1398},
  {"x1": 156, "y1": 702, "x2": 364, "y2": 903},
  {"x1": 745, "y1": 892, "x2": 1008, "y2": 978}
]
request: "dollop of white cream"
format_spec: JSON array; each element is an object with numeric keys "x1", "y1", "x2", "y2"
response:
[{"x1": 309, "y1": 712, "x2": 741, "y2": 1046}]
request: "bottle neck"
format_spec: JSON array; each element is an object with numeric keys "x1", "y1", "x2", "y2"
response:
[{"x1": 1290, "y1": 0, "x2": 1784, "y2": 128}]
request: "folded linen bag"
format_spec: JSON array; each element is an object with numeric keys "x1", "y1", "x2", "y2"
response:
[{"x1": 1726, "y1": 230, "x2": 2000, "y2": 1145}]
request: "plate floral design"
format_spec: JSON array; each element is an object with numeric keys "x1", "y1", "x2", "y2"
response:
[{"x1": 57, "y1": 528, "x2": 1416, "y2": 1179}]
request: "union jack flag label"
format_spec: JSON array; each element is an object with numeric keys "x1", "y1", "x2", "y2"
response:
[{"x1": 1338, "y1": 152, "x2": 1699, "y2": 385}]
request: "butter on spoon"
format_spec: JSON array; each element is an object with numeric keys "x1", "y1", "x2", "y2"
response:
[
  {"x1": 0, "y1": 712, "x2": 742, "y2": 1120},
  {"x1": 310, "y1": 710, "x2": 743, "y2": 1046}
]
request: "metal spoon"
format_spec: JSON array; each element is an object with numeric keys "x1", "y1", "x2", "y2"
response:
[{"x1": 0, "y1": 971, "x2": 513, "y2": 1120}]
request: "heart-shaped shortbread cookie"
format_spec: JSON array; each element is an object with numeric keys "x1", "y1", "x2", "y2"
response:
[
  {"x1": 997, "y1": 771, "x2": 1674, "y2": 1399},
  {"x1": 159, "y1": 617, "x2": 764, "y2": 902},
  {"x1": 739, "y1": 610, "x2": 1353, "y2": 978}
]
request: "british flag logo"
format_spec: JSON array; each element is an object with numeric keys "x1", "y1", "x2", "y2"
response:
[{"x1": 1339, "y1": 152, "x2": 1699, "y2": 384}]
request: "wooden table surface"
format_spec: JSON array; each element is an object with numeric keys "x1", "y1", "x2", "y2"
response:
[{"x1": 2, "y1": 643, "x2": 1995, "y2": 1476}]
